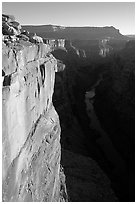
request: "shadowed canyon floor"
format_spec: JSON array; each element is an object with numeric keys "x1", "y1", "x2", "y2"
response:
[{"x1": 52, "y1": 38, "x2": 135, "y2": 201}]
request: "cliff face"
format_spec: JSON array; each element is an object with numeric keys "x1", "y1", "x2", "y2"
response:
[
  {"x1": 22, "y1": 24, "x2": 129, "y2": 63},
  {"x1": 3, "y1": 14, "x2": 133, "y2": 202},
  {"x1": 2, "y1": 15, "x2": 67, "y2": 202}
]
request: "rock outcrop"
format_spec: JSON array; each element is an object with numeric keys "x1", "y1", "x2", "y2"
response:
[{"x1": 2, "y1": 14, "x2": 67, "y2": 202}]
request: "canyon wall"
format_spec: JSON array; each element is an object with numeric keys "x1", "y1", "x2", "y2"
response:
[
  {"x1": 2, "y1": 15, "x2": 67, "y2": 201},
  {"x1": 52, "y1": 38, "x2": 134, "y2": 201},
  {"x1": 23, "y1": 25, "x2": 127, "y2": 40},
  {"x1": 52, "y1": 42, "x2": 119, "y2": 201},
  {"x1": 3, "y1": 14, "x2": 133, "y2": 202}
]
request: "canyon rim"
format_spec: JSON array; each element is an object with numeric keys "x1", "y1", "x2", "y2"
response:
[{"x1": 2, "y1": 2, "x2": 135, "y2": 202}]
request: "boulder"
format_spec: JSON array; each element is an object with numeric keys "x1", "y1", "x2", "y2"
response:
[
  {"x1": 21, "y1": 30, "x2": 30, "y2": 37},
  {"x1": 33, "y1": 35, "x2": 43, "y2": 43},
  {"x1": 18, "y1": 34, "x2": 29, "y2": 41},
  {"x1": 9, "y1": 21, "x2": 21, "y2": 30},
  {"x1": 2, "y1": 14, "x2": 15, "y2": 23},
  {"x1": 2, "y1": 14, "x2": 21, "y2": 37}
]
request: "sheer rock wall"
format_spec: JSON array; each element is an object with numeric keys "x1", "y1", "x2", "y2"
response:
[{"x1": 2, "y1": 37, "x2": 67, "y2": 201}]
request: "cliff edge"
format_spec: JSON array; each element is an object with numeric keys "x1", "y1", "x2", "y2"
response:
[
  {"x1": 2, "y1": 14, "x2": 67, "y2": 202},
  {"x1": 2, "y1": 14, "x2": 119, "y2": 202}
]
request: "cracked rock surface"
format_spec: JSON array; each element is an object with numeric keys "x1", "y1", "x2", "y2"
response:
[{"x1": 2, "y1": 14, "x2": 67, "y2": 202}]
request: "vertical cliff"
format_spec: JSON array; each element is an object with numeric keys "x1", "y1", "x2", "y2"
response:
[
  {"x1": 2, "y1": 14, "x2": 125, "y2": 202},
  {"x1": 2, "y1": 15, "x2": 67, "y2": 202}
]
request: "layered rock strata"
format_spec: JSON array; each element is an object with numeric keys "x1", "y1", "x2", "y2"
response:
[{"x1": 2, "y1": 15, "x2": 67, "y2": 202}]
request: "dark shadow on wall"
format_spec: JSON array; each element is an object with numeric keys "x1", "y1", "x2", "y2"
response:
[{"x1": 52, "y1": 40, "x2": 135, "y2": 202}]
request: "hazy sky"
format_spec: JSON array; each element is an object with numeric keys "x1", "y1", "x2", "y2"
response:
[{"x1": 2, "y1": 2, "x2": 135, "y2": 35}]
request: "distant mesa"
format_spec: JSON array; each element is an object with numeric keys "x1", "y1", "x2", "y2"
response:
[{"x1": 22, "y1": 24, "x2": 127, "y2": 40}]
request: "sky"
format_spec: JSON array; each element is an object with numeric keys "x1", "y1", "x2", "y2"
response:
[{"x1": 2, "y1": 2, "x2": 135, "y2": 35}]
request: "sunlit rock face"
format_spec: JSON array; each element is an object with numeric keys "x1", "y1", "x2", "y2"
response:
[
  {"x1": 2, "y1": 18, "x2": 67, "y2": 201},
  {"x1": 43, "y1": 38, "x2": 65, "y2": 50},
  {"x1": 99, "y1": 38, "x2": 113, "y2": 57}
]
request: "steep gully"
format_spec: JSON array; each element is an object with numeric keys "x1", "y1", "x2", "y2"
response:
[
  {"x1": 52, "y1": 39, "x2": 133, "y2": 201},
  {"x1": 71, "y1": 78, "x2": 126, "y2": 200},
  {"x1": 85, "y1": 79, "x2": 129, "y2": 200},
  {"x1": 71, "y1": 71, "x2": 132, "y2": 201},
  {"x1": 51, "y1": 41, "x2": 119, "y2": 201}
]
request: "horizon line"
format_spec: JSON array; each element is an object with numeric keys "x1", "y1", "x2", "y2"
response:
[{"x1": 21, "y1": 24, "x2": 135, "y2": 35}]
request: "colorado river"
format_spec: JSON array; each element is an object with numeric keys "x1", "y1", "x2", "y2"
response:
[{"x1": 85, "y1": 79, "x2": 130, "y2": 200}]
